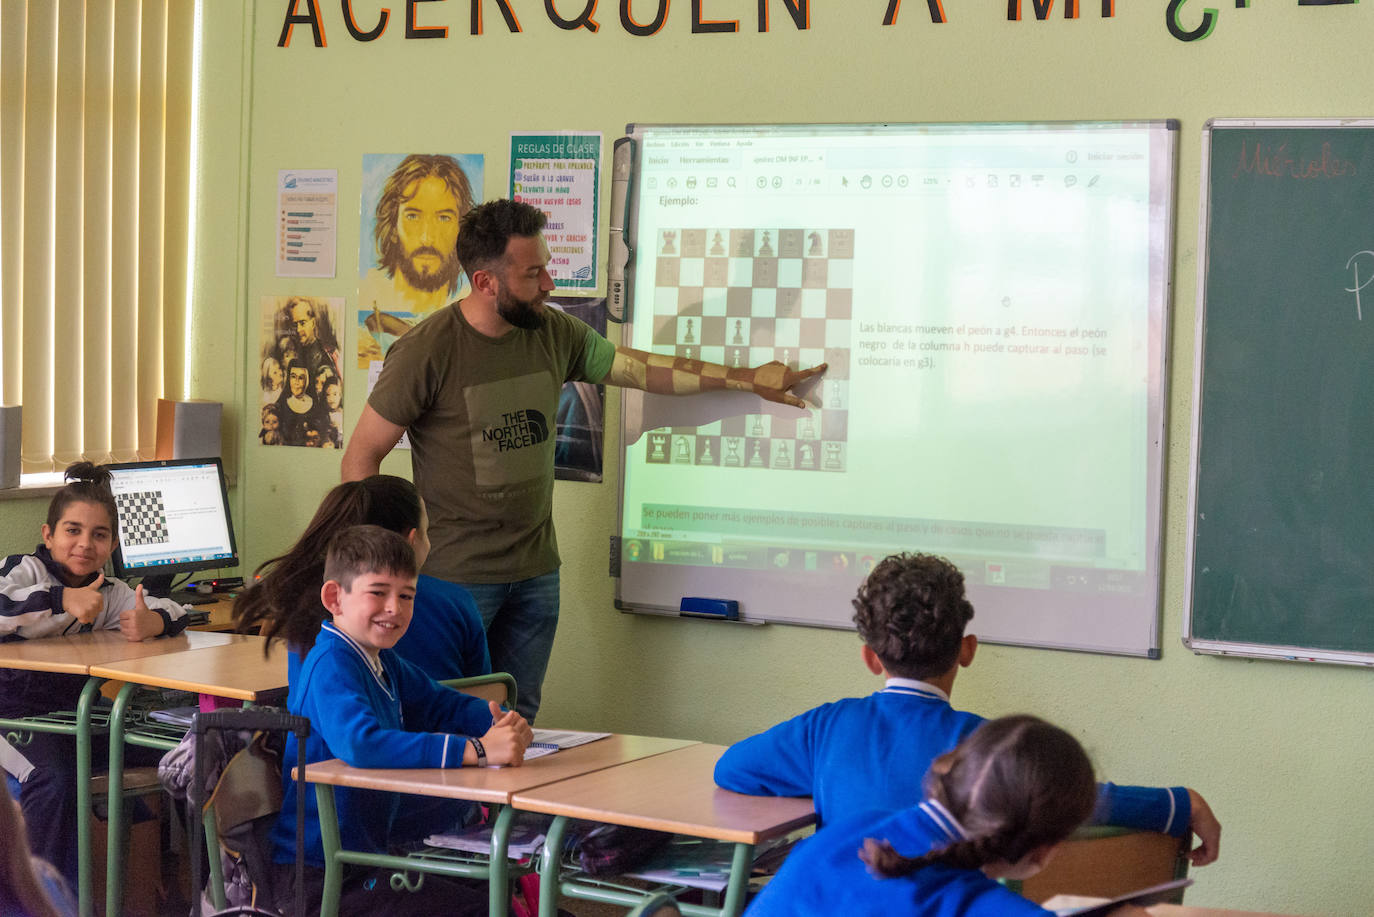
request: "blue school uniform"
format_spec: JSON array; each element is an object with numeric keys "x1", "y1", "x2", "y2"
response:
[
  {"x1": 745, "y1": 800, "x2": 1049, "y2": 917},
  {"x1": 714, "y1": 678, "x2": 1192, "y2": 833},
  {"x1": 393, "y1": 574, "x2": 492, "y2": 681},
  {"x1": 270, "y1": 621, "x2": 493, "y2": 869}
]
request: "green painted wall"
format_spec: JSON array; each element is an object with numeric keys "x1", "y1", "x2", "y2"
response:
[{"x1": 3, "y1": 2, "x2": 1369, "y2": 912}]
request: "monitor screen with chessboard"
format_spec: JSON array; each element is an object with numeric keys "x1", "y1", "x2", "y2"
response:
[{"x1": 108, "y1": 457, "x2": 238, "y2": 600}]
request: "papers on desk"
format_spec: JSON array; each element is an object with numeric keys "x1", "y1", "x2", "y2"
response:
[
  {"x1": 146, "y1": 705, "x2": 198, "y2": 727},
  {"x1": 1048, "y1": 878, "x2": 1193, "y2": 916},
  {"x1": 624, "y1": 836, "x2": 795, "y2": 892},
  {"x1": 524, "y1": 728, "x2": 611, "y2": 760},
  {"x1": 425, "y1": 812, "x2": 554, "y2": 860}
]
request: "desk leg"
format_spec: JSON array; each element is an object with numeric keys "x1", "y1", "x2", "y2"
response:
[
  {"x1": 720, "y1": 842, "x2": 755, "y2": 917},
  {"x1": 314, "y1": 784, "x2": 344, "y2": 917},
  {"x1": 104, "y1": 682, "x2": 137, "y2": 917},
  {"x1": 538, "y1": 816, "x2": 571, "y2": 917},
  {"x1": 75, "y1": 677, "x2": 103, "y2": 917},
  {"x1": 487, "y1": 804, "x2": 514, "y2": 917}
]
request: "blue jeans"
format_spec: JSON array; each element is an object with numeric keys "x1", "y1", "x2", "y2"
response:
[{"x1": 458, "y1": 571, "x2": 560, "y2": 723}]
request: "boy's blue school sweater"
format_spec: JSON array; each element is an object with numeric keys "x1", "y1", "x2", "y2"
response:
[
  {"x1": 270, "y1": 621, "x2": 493, "y2": 869},
  {"x1": 744, "y1": 800, "x2": 1050, "y2": 917},
  {"x1": 714, "y1": 679, "x2": 1192, "y2": 834}
]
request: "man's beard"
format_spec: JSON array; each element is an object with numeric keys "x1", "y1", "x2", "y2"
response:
[
  {"x1": 394, "y1": 244, "x2": 461, "y2": 294},
  {"x1": 496, "y1": 283, "x2": 547, "y2": 330}
]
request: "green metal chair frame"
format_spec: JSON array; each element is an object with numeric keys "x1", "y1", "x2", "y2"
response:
[{"x1": 627, "y1": 891, "x2": 684, "y2": 917}]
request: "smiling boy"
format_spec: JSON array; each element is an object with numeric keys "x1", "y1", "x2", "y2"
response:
[{"x1": 268, "y1": 525, "x2": 531, "y2": 914}]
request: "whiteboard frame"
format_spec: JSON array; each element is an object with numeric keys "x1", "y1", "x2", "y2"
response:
[
  {"x1": 1183, "y1": 117, "x2": 1374, "y2": 668},
  {"x1": 612, "y1": 121, "x2": 1177, "y2": 657}
]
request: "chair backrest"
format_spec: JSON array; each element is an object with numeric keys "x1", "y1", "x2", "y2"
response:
[
  {"x1": 1008, "y1": 826, "x2": 1189, "y2": 904},
  {"x1": 191, "y1": 708, "x2": 311, "y2": 917},
  {"x1": 440, "y1": 672, "x2": 518, "y2": 710}
]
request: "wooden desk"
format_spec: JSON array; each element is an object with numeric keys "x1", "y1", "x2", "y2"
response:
[
  {"x1": 92, "y1": 634, "x2": 288, "y2": 917},
  {"x1": 511, "y1": 743, "x2": 816, "y2": 917},
  {"x1": 0, "y1": 629, "x2": 237, "y2": 917},
  {"x1": 303, "y1": 734, "x2": 698, "y2": 917},
  {"x1": 90, "y1": 634, "x2": 285, "y2": 702},
  {"x1": 183, "y1": 594, "x2": 242, "y2": 633}
]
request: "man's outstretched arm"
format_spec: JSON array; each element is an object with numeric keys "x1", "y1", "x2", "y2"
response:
[{"x1": 605, "y1": 346, "x2": 826, "y2": 409}]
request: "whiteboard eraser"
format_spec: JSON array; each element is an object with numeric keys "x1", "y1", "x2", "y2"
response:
[{"x1": 679, "y1": 597, "x2": 739, "y2": 619}]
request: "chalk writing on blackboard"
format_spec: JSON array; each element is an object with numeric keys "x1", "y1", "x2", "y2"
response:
[
  {"x1": 1231, "y1": 141, "x2": 1356, "y2": 180},
  {"x1": 1344, "y1": 251, "x2": 1374, "y2": 320}
]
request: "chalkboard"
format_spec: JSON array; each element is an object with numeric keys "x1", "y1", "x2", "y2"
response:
[
  {"x1": 1186, "y1": 119, "x2": 1374, "y2": 666},
  {"x1": 614, "y1": 122, "x2": 1177, "y2": 657}
]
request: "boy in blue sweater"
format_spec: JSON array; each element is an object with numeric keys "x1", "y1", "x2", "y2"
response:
[
  {"x1": 268, "y1": 525, "x2": 532, "y2": 915},
  {"x1": 714, "y1": 552, "x2": 1221, "y2": 866}
]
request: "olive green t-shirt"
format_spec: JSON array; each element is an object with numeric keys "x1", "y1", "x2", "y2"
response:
[{"x1": 368, "y1": 303, "x2": 615, "y2": 583}]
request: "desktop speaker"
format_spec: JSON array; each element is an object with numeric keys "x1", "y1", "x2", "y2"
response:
[
  {"x1": 0, "y1": 405, "x2": 19, "y2": 489},
  {"x1": 155, "y1": 399, "x2": 222, "y2": 460}
]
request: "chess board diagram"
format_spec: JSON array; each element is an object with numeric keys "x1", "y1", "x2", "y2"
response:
[
  {"x1": 646, "y1": 227, "x2": 852, "y2": 472},
  {"x1": 115, "y1": 491, "x2": 170, "y2": 547}
]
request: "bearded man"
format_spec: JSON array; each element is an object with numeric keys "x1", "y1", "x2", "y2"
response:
[{"x1": 343, "y1": 200, "x2": 825, "y2": 722}]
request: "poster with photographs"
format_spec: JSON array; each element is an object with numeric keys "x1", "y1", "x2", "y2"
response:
[
  {"x1": 552, "y1": 297, "x2": 608, "y2": 483},
  {"x1": 258, "y1": 295, "x2": 345, "y2": 449},
  {"x1": 357, "y1": 152, "x2": 485, "y2": 368}
]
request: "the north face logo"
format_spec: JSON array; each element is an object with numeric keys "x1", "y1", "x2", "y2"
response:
[{"x1": 481, "y1": 408, "x2": 549, "y2": 452}]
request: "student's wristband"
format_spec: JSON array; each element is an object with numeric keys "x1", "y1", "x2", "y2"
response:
[{"x1": 468, "y1": 737, "x2": 487, "y2": 767}]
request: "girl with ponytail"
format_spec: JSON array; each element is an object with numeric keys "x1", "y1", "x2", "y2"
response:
[
  {"x1": 0, "y1": 462, "x2": 190, "y2": 888},
  {"x1": 745, "y1": 715, "x2": 1143, "y2": 916}
]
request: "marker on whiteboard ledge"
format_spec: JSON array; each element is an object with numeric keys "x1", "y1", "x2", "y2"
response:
[{"x1": 680, "y1": 597, "x2": 740, "y2": 620}]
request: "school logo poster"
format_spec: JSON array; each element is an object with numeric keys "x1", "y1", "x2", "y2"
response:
[{"x1": 509, "y1": 132, "x2": 601, "y2": 291}]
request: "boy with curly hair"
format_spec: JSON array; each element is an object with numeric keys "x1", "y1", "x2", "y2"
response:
[{"x1": 713, "y1": 552, "x2": 1221, "y2": 866}]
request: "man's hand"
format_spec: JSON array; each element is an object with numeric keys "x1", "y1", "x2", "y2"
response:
[
  {"x1": 749, "y1": 360, "x2": 827, "y2": 408},
  {"x1": 1185, "y1": 788, "x2": 1221, "y2": 865},
  {"x1": 118, "y1": 585, "x2": 165, "y2": 641},
  {"x1": 62, "y1": 573, "x2": 105, "y2": 624},
  {"x1": 480, "y1": 700, "x2": 533, "y2": 767}
]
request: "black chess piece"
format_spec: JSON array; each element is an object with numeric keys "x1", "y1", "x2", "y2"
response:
[
  {"x1": 732, "y1": 320, "x2": 744, "y2": 345},
  {"x1": 683, "y1": 318, "x2": 695, "y2": 344},
  {"x1": 710, "y1": 232, "x2": 725, "y2": 256},
  {"x1": 662, "y1": 230, "x2": 676, "y2": 254},
  {"x1": 759, "y1": 231, "x2": 774, "y2": 256},
  {"x1": 808, "y1": 231, "x2": 823, "y2": 255}
]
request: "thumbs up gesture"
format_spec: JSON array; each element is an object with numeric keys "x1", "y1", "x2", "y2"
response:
[
  {"x1": 119, "y1": 585, "x2": 164, "y2": 641},
  {"x1": 62, "y1": 573, "x2": 106, "y2": 624}
]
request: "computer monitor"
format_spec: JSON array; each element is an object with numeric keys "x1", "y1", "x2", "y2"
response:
[{"x1": 107, "y1": 457, "x2": 239, "y2": 601}]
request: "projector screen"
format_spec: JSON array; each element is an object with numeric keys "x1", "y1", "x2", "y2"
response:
[{"x1": 613, "y1": 122, "x2": 1175, "y2": 656}]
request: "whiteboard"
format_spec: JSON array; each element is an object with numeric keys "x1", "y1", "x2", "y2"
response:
[{"x1": 612, "y1": 121, "x2": 1177, "y2": 657}]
